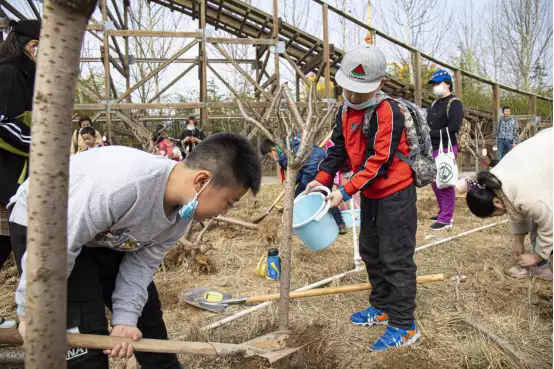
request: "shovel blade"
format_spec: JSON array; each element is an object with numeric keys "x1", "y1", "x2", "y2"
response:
[
  {"x1": 198, "y1": 301, "x2": 227, "y2": 313},
  {"x1": 243, "y1": 331, "x2": 303, "y2": 363},
  {"x1": 182, "y1": 288, "x2": 232, "y2": 313}
]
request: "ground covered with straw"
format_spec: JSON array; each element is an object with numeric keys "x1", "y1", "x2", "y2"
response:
[{"x1": 0, "y1": 184, "x2": 551, "y2": 369}]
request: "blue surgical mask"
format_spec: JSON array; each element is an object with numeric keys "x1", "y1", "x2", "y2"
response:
[
  {"x1": 178, "y1": 177, "x2": 211, "y2": 221},
  {"x1": 342, "y1": 92, "x2": 376, "y2": 111}
]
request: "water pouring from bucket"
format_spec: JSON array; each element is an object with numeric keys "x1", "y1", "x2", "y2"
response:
[{"x1": 292, "y1": 186, "x2": 339, "y2": 251}]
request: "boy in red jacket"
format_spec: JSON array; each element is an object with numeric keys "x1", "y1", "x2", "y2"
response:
[{"x1": 306, "y1": 45, "x2": 419, "y2": 351}]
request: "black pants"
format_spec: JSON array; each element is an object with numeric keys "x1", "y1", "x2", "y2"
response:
[
  {"x1": 359, "y1": 184, "x2": 417, "y2": 329},
  {"x1": 10, "y1": 223, "x2": 180, "y2": 369},
  {"x1": 0, "y1": 235, "x2": 11, "y2": 270}
]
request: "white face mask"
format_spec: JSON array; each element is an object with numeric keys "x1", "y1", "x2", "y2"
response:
[
  {"x1": 342, "y1": 92, "x2": 377, "y2": 111},
  {"x1": 433, "y1": 84, "x2": 446, "y2": 98},
  {"x1": 187, "y1": 124, "x2": 195, "y2": 131}
]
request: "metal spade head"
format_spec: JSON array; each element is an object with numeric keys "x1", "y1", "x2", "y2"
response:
[
  {"x1": 242, "y1": 331, "x2": 306, "y2": 364},
  {"x1": 182, "y1": 287, "x2": 232, "y2": 313}
]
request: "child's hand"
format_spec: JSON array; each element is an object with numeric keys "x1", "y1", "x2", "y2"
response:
[
  {"x1": 325, "y1": 190, "x2": 344, "y2": 208},
  {"x1": 305, "y1": 180, "x2": 324, "y2": 193},
  {"x1": 103, "y1": 325, "x2": 142, "y2": 359}
]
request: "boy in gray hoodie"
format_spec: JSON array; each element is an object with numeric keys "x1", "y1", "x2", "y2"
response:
[{"x1": 9, "y1": 133, "x2": 261, "y2": 369}]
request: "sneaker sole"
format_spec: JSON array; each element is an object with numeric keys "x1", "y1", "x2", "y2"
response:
[
  {"x1": 351, "y1": 320, "x2": 389, "y2": 327},
  {"x1": 430, "y1": 224, "x2": 452, "y2": 231},
  {"x1": 510, "y1": 273, "x2": 530, "y2": 279},
  {"x1": 368, "y1": 330, "x2": 421, "y2": 352}
]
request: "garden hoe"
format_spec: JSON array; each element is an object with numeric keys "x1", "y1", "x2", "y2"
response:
[
  {"x1": 0, "y1": 329, "x2": 301, "y2": 364},
  {"x1": 184, "y1": 273, "x2": 466, "y2": 313}
]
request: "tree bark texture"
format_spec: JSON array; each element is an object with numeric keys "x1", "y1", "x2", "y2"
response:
[
  {"x1": 26, "y1": 1, "x2": 97, "y2": 368},
  {"x1": 278, "y1": 165, "x2": 298, "y2": 330}
]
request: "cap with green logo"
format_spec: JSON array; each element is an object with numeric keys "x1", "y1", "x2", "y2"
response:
[{"x1": 335, "y1": 44, "x2": 387, "y2": 93}]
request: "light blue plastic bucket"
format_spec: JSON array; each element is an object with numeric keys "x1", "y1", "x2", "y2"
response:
[
  {"x1": 342, "y1": 209, "x2": 361, "y2": 227},
  {"x1": 292, "y1": 186, "x2": 338, "y2": 251}
]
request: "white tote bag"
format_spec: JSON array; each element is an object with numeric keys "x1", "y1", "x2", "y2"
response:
[{"x1": 435, "y1": 129, "x2": 458, "y2": 189}]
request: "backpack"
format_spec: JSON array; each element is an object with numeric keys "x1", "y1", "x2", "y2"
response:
[{"x1": 359, "y1": 92, "x2": 436, "y2": 187}]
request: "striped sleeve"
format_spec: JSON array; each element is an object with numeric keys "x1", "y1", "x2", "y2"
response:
[
  {"x1": 0, "y1": 116, "x2": 31, "y2": 153},
  {"x1": 343, "y1": 100, "x2": 404, "y2": 195}
]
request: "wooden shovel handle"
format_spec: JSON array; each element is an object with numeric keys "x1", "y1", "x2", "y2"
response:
[
  {"x1": 0, "y1": 329, "x2": 237, "y2": 356},
  {"x1": 246, "y1": 274, "x2": 445, "y2": 303}
]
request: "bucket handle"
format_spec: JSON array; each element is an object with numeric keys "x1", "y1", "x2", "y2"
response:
[{"x1": 309, "y1": 186, "x2": 331, "y2": 222}]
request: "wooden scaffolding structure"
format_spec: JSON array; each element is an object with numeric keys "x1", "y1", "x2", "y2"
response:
[{"x1": 1, "y1": 0, "x2": 552, "y2": 148}]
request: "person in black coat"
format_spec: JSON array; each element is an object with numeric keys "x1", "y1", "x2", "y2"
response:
[
  {"x1": 426, "y1": 69, "x2": 464, "y2": 231},
  {"x1": 178, "y1": 116, "x2": 206, "y2": 153},
  {"x1": 0, "y1": 20, "x2": 41, "y2": 272}
]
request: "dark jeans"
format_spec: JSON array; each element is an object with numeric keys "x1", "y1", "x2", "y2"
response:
[
  {"x1": 497, "y1": 138, "x2": 513, "y2": 160},
  {"x1": 0, "y1": 235, "x2": 12, "y2": 271},
  {"x1": 359, "y1": 184, "x2": 417, "y2": 329},
  {"x1": 9, "y1": 223, "x2": 180, "y2": 369}
]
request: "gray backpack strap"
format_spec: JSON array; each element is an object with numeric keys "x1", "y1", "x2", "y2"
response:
[{"x1": 394, "y1": 151, "x2": 414, "y2": 167}]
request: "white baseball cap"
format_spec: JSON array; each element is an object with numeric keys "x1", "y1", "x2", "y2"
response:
[{"x1": 335, "y1": 44, "x2": 387, "y2": 93}]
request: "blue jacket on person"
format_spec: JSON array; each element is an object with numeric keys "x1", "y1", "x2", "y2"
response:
[{"x1": 276, "y1": 135, "x2": 328, "y2": 197}]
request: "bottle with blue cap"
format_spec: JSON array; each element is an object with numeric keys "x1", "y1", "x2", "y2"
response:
[{"x1": 266, "y1": 248, "x2": 281, "y2": 280}]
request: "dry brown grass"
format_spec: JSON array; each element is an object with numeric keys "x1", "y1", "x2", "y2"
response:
[{"x1": 0, "y1": 184, "x2": 551, "y2": 369}]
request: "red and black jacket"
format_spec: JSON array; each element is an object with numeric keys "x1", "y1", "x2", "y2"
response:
[{"x1": 315, "y1": 101, "x2": 413, "y2": 199}]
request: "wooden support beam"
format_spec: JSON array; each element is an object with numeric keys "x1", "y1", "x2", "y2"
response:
[
  {"x1": 74, "y1": 101, "x2": 331, "y2": 110},
  {"x1": 212, "y1": 43, "x2": 271, "y2": 100},
  {"x1": 102, "y1": 0, "x2": 113, "y2": 144},
  {"x1": 322, "y1": 4, "x2": 330, "y2": 99},
  {"x1": 414, "y1": 51, "x2": 422, "y2": 106},
  {"x1": 273, "y1": 0, "x2": 280, "y2": 90},
  {"x1": 215, "y1": 0, "x2": 224, "y2": 29},
  {"x1": 200, "y1": 0, "x2": 208, "y2": 131},
  {"x1": 123, "y1": 1, "x2": 131, "y2": 102},
  {"x1": 492, "y1": 84, "x2": 501, "y2": 122},
  {"x1": 529, "y1": 95, "x2": 537, "y2": 137},
  {"x1": 297, "y1": 42, "x2": 320, "y2": 66},
  {"x1": 257, "y1": 17, "x2": 271, "y2": 38},
  {"x1": 257, "y1": 49, "x2": 271, "y2": 84},
  {"x1": 454, "y1": 70, "x2": 463, "y2": 101},
  {"x1": 111, "y1": 0, "x2": 125, "y2": 28},
  {"x1": 0, "y1": 0, "x2": 27, "y2": 20},
  {"x1": 107, "y1": 30, "x2": 202, "y2": 37},
  {"x1": 115, "y1": 39, "x2": 199, "y2": 104},
  {"x1": 238, "y1": 8, "x2": 250, "y2": 35},
  {"x1": 148, "y1": 62, "x2": 196, "y2": 103},
  {"x1": 27, "y1": 0, "x2": 41, "y2": 19}
]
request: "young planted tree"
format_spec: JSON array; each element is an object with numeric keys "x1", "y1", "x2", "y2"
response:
[
  {"x1": 237, "y1": 84, "x2": 336, "y2": 329},
  {"x1": 24, "y1": 0, "x2": 97, "y2": 367}
]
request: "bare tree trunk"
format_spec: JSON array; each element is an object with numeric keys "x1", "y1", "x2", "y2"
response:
[
  {"x1": 278, "y1": 165, "x2": 298, "y2": 330},
  {"x1": 26, "y1": 0, "x2": 96, "y2": 368}
]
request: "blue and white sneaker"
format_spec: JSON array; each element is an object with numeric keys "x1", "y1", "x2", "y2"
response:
[
  {"x1": 350, "y1": 306, "x2": 389, "y2": 326},
  {"x1": 369, "y1": 321, "x2": 421, "y2": 351}
]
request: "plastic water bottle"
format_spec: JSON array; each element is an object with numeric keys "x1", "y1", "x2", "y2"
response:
[{"x1": 266, "y1": 248, "x2": 281, "y2": 280}]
